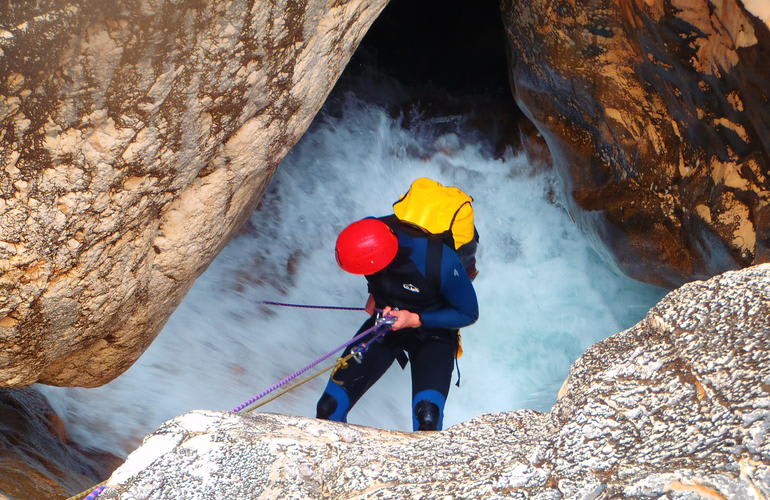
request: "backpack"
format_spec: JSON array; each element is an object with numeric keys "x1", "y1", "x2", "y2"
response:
[{"x1": 392, "y1": 177, "x2": 479, "y2": 280}]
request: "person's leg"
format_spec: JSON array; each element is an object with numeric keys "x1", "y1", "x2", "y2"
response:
[
  {"x1": 316, "y1": 318, "x2": 397, "y2": 422},
  {"x1": 408, "y1": 332, "x2": 457, "y2": 431}
]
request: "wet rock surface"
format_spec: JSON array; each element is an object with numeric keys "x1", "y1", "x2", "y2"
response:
[
  {"x1": 0, "y1": 0, "x2": 387, "y2": 387},
  {"x1": 501, "y1": 0, "x2": 770, "y2": 288},
  {"x1": 0, "y1": 387, "x2": 120, "y2": 499},
  {"x1": 100, "y1": 264, "x2": 769, "y2": 498}
]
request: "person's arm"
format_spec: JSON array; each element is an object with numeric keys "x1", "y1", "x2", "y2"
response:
[{"x1": 419, "y1": 249, "x2": 479, "y2": 329}]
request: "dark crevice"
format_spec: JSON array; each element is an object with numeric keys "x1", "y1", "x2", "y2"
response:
[{"x1": 325, "y1": 0, "x2": 525, "y2": 158}]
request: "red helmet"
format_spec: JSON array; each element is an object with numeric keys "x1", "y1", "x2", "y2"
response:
[{"x1": 335, "y1": 218, "x2": 398, "y2": 274}]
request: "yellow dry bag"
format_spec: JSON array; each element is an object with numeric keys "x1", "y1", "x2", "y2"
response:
[
  {"x1": 393, "y1": 177, "x2": 475, "y2": 250},
  {"x1": 392, "y1": 177, "x2": 479, "y2": 280}
]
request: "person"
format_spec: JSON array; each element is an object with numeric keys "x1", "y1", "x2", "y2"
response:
[{"x1": 315, "y1": 205, "x2": 479, "y2": 431}]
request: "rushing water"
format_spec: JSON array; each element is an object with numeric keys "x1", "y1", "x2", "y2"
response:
[{"x1": 40, "y1": 85, "x2": 666, "y2": 457}]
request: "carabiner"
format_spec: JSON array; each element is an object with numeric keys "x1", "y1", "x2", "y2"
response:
[{"x1": 375, "y1": 312, "x2": 397, "y2": 328}]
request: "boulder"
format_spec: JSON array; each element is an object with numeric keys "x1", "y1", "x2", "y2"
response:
[
  {"x1": 98, "y1": 264, "x2": 770, "y2": 498},
  {"x1": 501, "y1": 0, "x2": 770, "y2": 288},
  {"x1": 0, "y1": 0, "x2": 387, "y2": 387}
]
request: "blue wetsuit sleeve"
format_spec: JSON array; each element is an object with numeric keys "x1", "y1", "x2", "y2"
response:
[{"x1": 419, "y1": 247, "x2": 479, "y2": 329}]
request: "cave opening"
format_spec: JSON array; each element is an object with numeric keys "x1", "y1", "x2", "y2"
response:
[{"x1": 330, "y1": 0, "x2": 525, "y2": 157}]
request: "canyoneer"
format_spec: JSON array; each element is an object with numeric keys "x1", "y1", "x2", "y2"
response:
[{"x1": 316, "y1": 177, "x2": 479, "y2": 431}]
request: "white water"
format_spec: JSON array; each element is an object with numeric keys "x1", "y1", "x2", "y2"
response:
[{"x1": 40, "y1": 91, "x2": 666, "y2": 457}]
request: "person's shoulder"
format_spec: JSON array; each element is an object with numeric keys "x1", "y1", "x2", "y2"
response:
[{"x1": 441, "y1": 243, "x2": 462, "y2": 263}]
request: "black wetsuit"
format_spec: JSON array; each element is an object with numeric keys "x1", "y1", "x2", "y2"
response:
[{"x1": 316, "y1": 217, "x2": 479, "y2": 430}]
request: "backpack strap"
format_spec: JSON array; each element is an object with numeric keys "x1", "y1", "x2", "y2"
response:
[
  {"x1": 426, "y1": 236, "x2": 444, "y2": 294},
  {"x1": 444, "y1": 200, "x2": 472, "y2": 249},
  {"x1": 378, "y1": 214, "x2": 400, "y2": 229}
]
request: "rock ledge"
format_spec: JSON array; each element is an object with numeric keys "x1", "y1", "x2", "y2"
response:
[{"x1": 101, "y1": 264, "x2": 770, "y2": 499}]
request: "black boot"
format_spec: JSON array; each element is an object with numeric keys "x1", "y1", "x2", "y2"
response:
[
  {"x1": 316, "y1": 392, "x2": 338, "y2": 420},
  {"x1": 415, "y1": 400, "x2": 440, "y2": 431}
]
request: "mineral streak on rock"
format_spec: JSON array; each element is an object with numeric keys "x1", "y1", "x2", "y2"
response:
[
  {"x1": 500, "y1": 0, "x2": 770, "y2": 288},
  {"x1": 0, "y1": 0, "x2": 388, "y2": 387},
  {"x1": 101, "y1": 264, "x2": 770, "y2": 498}
]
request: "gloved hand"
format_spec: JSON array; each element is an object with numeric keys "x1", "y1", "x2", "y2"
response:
[{"x1": 382, "y1": 306, "x2": 421, "y2": 330}]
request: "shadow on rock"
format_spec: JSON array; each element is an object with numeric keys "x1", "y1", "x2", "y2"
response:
[{"x1": 0, "y1": 387, "x2": 122, "y2": 499}]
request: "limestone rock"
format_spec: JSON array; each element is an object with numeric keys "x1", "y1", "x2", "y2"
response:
[
  {"x1": 501, "y1": 0, "x2": 770, "y2": 288},
  {"x1": 0, "y1": 0, "x2": 387, "y2": 387},
  {"x1": 99, "y1": 264, "x2": 770, "y2": 498}
]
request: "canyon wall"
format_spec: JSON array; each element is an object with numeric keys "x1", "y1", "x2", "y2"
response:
[
  {"x1": 0, "y1": 0, "x2": 388, "y2": 387},
  {"x1": 0, "y1": 387, "x2": 119, "y2": 498},
  {"x1": 502, "y1": 0, "x2": 770, "y2": 288}
]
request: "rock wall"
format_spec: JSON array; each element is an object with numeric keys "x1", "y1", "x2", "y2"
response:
[
  {"x1": 96, "y1": 264, "x2": 770, "y2": 498},
  {"x1": 0, "y1": 0, "x2": 388, "y2": 387},
  {"x1": 0, "y1": 387, "x2": 120, "y2": 499},
  {"x1": 501, "y1": 0, "x2": 770, "y2": 288}
]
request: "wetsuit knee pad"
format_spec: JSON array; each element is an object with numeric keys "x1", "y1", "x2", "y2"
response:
[
  {"x1": 412, "y1": 390, "x2": 446, "y2": 431},
  {"x1": 316, "y1": 382, "x2": 351, "y2": 422},
  {"x1": 316, "y1": 392, "x2": 338, "y2": 420},
  {"x1": 415, "y1": 400, "x2": 441, "y2": 431}
]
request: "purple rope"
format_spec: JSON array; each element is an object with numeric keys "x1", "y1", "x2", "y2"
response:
[
  {"x1": 261, "y1": 301, "x2": 365, "y2": 311},
  {"x1": 230, "y1": 321, "x2": 390, "y2": 413},
  {"x1": 85, "y1": 485, "x2": 106, "y2": 499}
]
